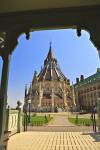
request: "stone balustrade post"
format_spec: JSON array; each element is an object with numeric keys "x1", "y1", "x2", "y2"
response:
[{"x1": 17, "y1": 101, "x2": 23, "y2": 133}]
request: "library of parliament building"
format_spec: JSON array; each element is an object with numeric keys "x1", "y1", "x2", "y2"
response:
[
  {"x1": 24, "y1": 44, "x2": 72, "y2": 112},
  {"x1": 23, "y1": 45, "x2": 100, "y2": 112}
]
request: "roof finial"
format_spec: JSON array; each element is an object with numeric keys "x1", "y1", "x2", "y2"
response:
[
  {"x1": 46, "y1": 41, "x2": 53, "y2": 60},
  {"x1": 50, "y1": 41, "x2": 52, "y2": 50}
]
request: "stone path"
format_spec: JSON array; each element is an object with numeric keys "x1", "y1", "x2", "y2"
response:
[
  {"x1": 48, "y1": 115, "x2": 74, "y2": 126},
  {"x1": 27, "y1": 125, "x2": 92, "y2": 132},
  {"x1": 8, "y1": 132, "x2": 100, "y2": 150},
  {"x1": 8, "y1": 113, "x2": 99, "y2": 150},
  {"x1": 27, "y1": 114, "x2": 93, "y2": 132}
]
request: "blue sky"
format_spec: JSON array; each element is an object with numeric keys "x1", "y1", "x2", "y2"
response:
[{"x1": 0, "y1": 29, "x2": 100, "y2": 107}]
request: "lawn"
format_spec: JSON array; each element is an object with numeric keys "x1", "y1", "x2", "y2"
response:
[
  {"x1": 30, "y1": 115, "x2": 53, "y2": 126},
  {"x1": 68, "y1": 117, "x2": 97, "y2": 126}
]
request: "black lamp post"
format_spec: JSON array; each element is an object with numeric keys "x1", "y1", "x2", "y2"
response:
[
  {"x1": 91, "y1": 105, "x2": 97, "y2": 132},
  {"x1": 28, "y1": 99, "x2": 31, "y2": 123}
]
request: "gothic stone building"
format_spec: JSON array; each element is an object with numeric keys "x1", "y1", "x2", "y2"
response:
[
  {"x1": 73, "y1": 68, "x2": 100, "y2": 112},
  {"x1": 24, "y1": 45, "x2": 71, "y2": 112}
]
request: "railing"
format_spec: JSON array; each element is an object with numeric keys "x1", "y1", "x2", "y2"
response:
[
  {"x1": 5, "y1": 107, "x2": 23, "y2": 136},
  {"x1": 3, "y1": 106, "x2": 23, "y2": 149},
  {"x1": 8, "y1": 109, "x2": 19, "y2": 136}
]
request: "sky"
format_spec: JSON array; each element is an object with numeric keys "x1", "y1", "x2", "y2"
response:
[{"x1": 0, "y1": 29, "x2": 100, "y2": 107}]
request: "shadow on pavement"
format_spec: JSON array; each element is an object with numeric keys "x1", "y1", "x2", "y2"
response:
[{"x1": 82, "y1": 132, "x2": 100, "y2": 142}]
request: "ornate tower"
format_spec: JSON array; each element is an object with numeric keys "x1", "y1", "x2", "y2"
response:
[{"x1": 24, "y1": 44, "x2": 71, "y2": 112}]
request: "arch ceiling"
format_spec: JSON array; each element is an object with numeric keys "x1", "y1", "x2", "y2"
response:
[
  {"x1": 0, "y1": 1, "x2": 100, "y2": 52},
  {"x1": 0, "y1": 0, "x2": 100, "y2": 13}
]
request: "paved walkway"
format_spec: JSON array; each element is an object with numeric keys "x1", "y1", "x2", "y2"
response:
[
  {"x1": 48, "y1": 115, "x2": 74, "y2": 126},
  {"x1": 8, "y1": 113, "x2": 99, "y2": 150},
  {"x1": 27, "y1": 114, "x2": 93, "y2": 132},
  {"x1": 8, "y1": 132, "x2": 100, "y2": 150},
  {"x1": 27, "y1": 126, "x2": 92, "y2": 132}
]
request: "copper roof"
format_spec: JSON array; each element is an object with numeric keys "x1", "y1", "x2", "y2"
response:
[{"x1": 38, "y1": 44, "x2": 67, "y2": 81}]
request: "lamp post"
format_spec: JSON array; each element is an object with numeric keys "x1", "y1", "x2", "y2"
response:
[
  {"x1": 28, "y1": 99, "x2": 31, "y2": 123},
  {"x1": 91, "y1": 105, "x2": 97, "y2": 132}
]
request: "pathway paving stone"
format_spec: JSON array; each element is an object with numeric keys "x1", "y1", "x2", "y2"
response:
[
  {"x1": 27, "y1": 125, "x2": 93, "y2": 132},
  {"x1": 8, "y1": 132, "x2": 100, "y2": 150},
  {"x1": 27, "y1": 114, "x2": 93, "y2": 132},
  {"x1": 48, "y1": 115, "x2": 75, "y2": 126},
  {"x1": 8, "y1": 113, "x2": 100, "y2": 149}
]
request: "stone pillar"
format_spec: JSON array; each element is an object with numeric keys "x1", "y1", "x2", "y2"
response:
[
  {"x1": 39, "y1": 82, "x2": 42, "y2": 108},
  {"x1": 97, "y1": 98, "x2": 100, "y2": 133},
  {"x1": 0, "y1": 54, "x2": 11, "y2": 150},
  {"x1": 5, "y1": 106, "x2": 10, "y2": 131},
  {"x1": 75, "y1": 86, "x2": 80, "y2": 111},
  {"x1": 51, "y1": 87, "x2": 54, "y2": 112},
  {"x1": 63, "y1": 82, "x2": 67, "y2": 108},
  {"x1": 86, "y1": 93, "x2": 89, "y2": 109},
  {"x1": 3, "y1": 106, "x2": 10, "y2": 150},
  {"x1": 0, "y1": 31, "x2": 19, "y2": 149},
  {"x1": 72, "y1": 84, "x2": 76, "y2": 106},
  {"x1": 63, "y1": 90, "x2": 67, "y2": 107}
]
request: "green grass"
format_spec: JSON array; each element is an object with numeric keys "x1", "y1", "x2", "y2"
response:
[
  {"x1": 30, "y1": 115, "x2": 53, "y2": 126},
  {"x1": 68, "y1": 117, "x2": 96, "y2": 126},
  {"x1": 31, "y1": 116, "x2": 46, "y2": 122}
]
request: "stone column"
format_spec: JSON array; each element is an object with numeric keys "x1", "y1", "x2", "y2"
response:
[
  {"x1": 0, "y1": 31, "x2": 19, "y2": 150},
  {"x1": 72, "y1": 84, "x2": 76, "y2": 107},
  {"x1": 63, "y1": 91, "x2": 67, "y2": 107},
  {"x1": 0, "y1": 54, "x2": 11, "y2": 150},
  {"x1": 5, "y1": 106, "x2": 10, "y2": 132},
  {"x1": 63, "y1": 82, "x2": 67, "y2": 108},
  {"x1": 75, "y1": 86, "x2": 80, "y2": 111},
  {"x1": 39, "y1": 82, "x2": 42, "y2": 108},
  {"x1": 97, "y1": 98, "x2": 100, "y2": 133},
  {"x1": 51, "y1": 85, "x2": 54, "y2": 112}
]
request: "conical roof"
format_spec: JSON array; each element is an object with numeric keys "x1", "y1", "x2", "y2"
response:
[
  {"x1": 46, "y1": 42, "x2": 54, "y2": 60},
  {"x1": 38, "y1": 44, "x2": 67, "y2": 81}
]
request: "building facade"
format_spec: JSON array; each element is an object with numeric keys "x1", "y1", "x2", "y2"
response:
[
  {"x1": 24, "y1": 45, "x2": 72, "y2": 112},
  {"x1": 73, "y1": 68, "x2": 100, "y2": 112}
]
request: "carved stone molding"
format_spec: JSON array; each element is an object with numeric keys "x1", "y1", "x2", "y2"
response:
[
  {"x1": 82, "y1": 25, "x2": 100, "y2": 52},
  {"x1": 0, "y1": 31, "x2": 22, "y2": 60}
]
